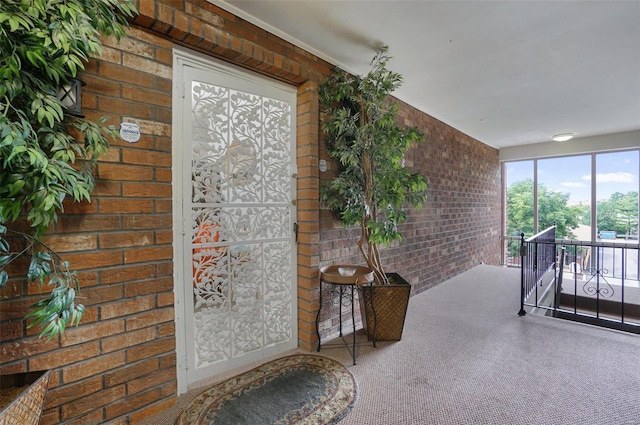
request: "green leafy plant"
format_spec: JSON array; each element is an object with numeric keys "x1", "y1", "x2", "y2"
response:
[
  {"x1": 0, "y1": 0, "x2": 137, "y2": 340},
  {"x1": 319, "y1": 46, "x2": 428, "y2": 285},
  {"x1": 0, "y1": 225, "x2": 84, "y2": 339}
]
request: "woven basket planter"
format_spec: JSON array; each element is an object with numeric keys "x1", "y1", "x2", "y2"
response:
[
  {"x1": 0, "y1": 370, "x2": 51, "y2": 425},
  {"x1": 358, "y1": 273, "x2": 411, "y2": 341}
]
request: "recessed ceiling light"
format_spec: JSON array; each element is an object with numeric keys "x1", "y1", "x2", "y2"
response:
[{"x1": 552, "y1": 133, "x2": 574, "y2": 142}]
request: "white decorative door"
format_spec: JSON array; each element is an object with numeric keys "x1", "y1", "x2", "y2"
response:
[{"x1": 173, "y1": 49, "x2": 297, "y2": 391}]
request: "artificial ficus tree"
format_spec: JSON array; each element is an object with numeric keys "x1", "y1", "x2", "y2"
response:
[
  {"x1": 0, "y1": 0, "x2": 137, "y2": 339},
  {"x1": 319, "y1": 46, "x2": 428, "y2": 285}
]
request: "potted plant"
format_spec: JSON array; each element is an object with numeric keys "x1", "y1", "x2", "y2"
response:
[{"x1": 318, "y1": 46, "x2": 427, "y2": 341}]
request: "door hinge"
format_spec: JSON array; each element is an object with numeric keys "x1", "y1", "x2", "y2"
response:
[{"x1": 294, "y1": 223, "x2": 299, "y2": 242}]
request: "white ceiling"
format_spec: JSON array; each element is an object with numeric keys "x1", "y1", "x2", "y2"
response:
[{"x1": 213, "y1": 0, "x2": 640, "y2": 149}]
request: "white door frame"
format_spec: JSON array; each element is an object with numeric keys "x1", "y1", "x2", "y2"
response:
[{"x1": 172, "y1": 46, "x2": 297, "y2": 394}]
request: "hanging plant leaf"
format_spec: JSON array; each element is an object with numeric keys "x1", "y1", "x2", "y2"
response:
[{"x1": 0, "y1": 0, "x2": 138, "y2": 339}]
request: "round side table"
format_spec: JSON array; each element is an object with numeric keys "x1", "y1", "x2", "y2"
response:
[{"x1": 315, "y1": 265, "x2": 375, "y2": 365}]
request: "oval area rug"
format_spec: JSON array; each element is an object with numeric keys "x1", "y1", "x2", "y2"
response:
[{"x1": 175, "y1": 354, "x2": 358, "y2": 425}]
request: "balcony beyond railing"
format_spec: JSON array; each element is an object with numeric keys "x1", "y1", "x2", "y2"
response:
[{"x1": 507, "y1": 229, "x2": 640, "y2": 334}]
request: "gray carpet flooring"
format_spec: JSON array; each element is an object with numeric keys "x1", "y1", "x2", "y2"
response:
[
  {"x1": 143, "y1": 264, "x2": 640, "y2": 424},
  {"x1": 321, "y1": 264, "x2": 640, "y2": 425}
]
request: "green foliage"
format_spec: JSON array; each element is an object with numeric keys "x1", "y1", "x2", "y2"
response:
[
  {"x1": 506, "y1": 179, "x2": 535, "y2": 236},
  {"x1": 319, "y1": 46, "x2": 427, "y2": 284},
  {"x1": 574, "y1": 204, "x2": 591, "y2": 226},
  {"x1": 507, "y1": 179, "x2": 639, "y2": 241},
  {"x1": 597, "y1": 191, "x2": 638, "y2": 236},
  {"x1": 0, "y1": 0, "x2": 137, "y2": 340},
  {"x1": 0, "y1": 226, "x2": 84, "y2": 340},
  {"x1": 537, "y1": 185, "x2": 581, "y2": 238},
  {"x1": 506, "y1": 179, "x2": 581, "y2": 238}
]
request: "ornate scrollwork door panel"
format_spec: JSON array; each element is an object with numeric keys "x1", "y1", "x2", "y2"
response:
[{"x1": 175, "y1": 54, "x2": 297, "y2": 389}]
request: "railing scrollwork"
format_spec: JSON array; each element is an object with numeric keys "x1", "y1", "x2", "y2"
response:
[{"x1": 514, "y1": 229, "x2": 640, "y2": 334}]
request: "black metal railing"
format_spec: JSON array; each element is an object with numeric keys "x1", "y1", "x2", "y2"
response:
[
  {"x1": 515, "y1": 231, "x2": 640, "y2": 334},
  {"x1": 518, "y1": 225, "x2": 557, "y2": 316},
  {"x1": 500, "y1": 235, "x2": 522, "y2": 267}
]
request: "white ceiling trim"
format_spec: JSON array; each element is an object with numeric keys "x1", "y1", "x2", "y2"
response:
[{"x1": 500, "y1": 130, "x2": 640, "y2": 162}]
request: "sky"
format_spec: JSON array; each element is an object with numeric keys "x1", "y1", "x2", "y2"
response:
[{"x1": 506, "y1": 150, "x2": 639, "y2": 204}]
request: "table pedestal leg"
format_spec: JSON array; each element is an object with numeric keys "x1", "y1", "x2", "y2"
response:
[{"x1": 315, "y1": 278, "x2": 322, "y2": 352}]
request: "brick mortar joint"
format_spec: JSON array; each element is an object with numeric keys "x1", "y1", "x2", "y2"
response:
[{"x1": 132, "y1": 1, "x2": 315, "y2": 86}]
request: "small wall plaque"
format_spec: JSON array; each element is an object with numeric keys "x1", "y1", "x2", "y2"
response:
[{"x1": 120, "y1": 122, "x2": 141, "y2": 143}]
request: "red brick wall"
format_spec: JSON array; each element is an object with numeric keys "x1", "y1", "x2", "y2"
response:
[
  {"x1": 398, "y1": 102, "x2": 501, "y2": 291},
  {"x1": 319, "y1": 102, "x2": 502, "y2": 295},
  {"x1": 1, "y1": 21, "x2": 178, "y2": 425},
  {"x1": 0, "y1": 1, "x2": 500, "y2": 423},
  {"x1": 317, "y1": 100, "x2": 501, "y2": 342}
]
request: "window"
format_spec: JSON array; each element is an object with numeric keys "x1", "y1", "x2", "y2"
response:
[
  {"x1": 505, "y1": 160, "x2": 533, "y2": 237},
  {"x1": 504, "y1": 149, "x2": 639, "y2": 242},
  {"x1": 537, "y1": 155, "x2": 590, "y2": 239},
  {"x1": 596, "y1": 151, "x2": 639, "y2": 240}
]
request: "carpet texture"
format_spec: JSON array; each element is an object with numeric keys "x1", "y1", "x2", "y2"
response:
[
  {"x1": 323, "y1": 265, "x2": 640, "y2": 425},
  {"x1": 174, "y1": 354, "x2": 357, "y2": 425},
  {"x1": 143, "y1": 265, "x2": 640, "y2": 425}
]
